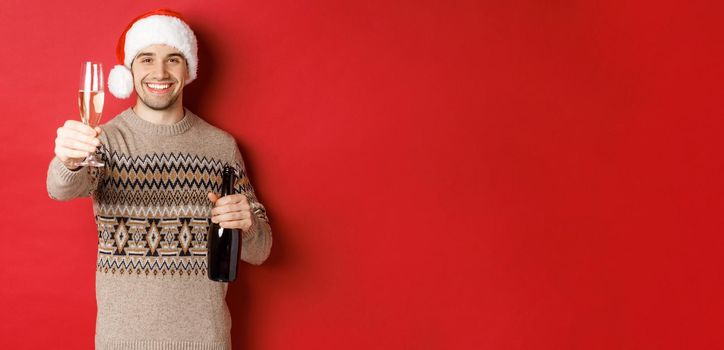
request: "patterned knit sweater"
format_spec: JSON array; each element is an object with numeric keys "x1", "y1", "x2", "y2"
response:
[{"x1": 46, "y1": 107, "x2": 272, "y2": 350}]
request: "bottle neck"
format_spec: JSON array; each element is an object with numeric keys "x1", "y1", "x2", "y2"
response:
[{"x1": 221, "y1": 167, "x2": 236, "y2": 196}]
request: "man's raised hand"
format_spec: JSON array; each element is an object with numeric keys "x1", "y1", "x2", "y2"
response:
[{"x1": 54, "y1": 120, "x2": 102, "y2": 170}]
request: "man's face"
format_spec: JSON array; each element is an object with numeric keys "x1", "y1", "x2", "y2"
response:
[{"x1": 131, "y1": 44, "x2": 189, "y2": 110}]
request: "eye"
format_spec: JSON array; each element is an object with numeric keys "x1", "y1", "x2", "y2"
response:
[
  {"x1": 141, "y1": 58, "x2": 152, "y2": 63},
  {"x1": 169, "y1": 57, "x2": 180, "y2": 63}
]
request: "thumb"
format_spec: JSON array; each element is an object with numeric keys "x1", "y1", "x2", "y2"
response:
[{"x1": 207, "y1": 192, "x2": 220, "y2": 204}]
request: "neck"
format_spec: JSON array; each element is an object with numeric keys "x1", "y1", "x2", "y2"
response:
[{"x1": 132, "y1": 97, "x2": 185, "y2": 125}]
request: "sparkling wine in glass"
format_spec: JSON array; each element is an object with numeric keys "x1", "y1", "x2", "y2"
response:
[{"x1": 77, "y1": 61, "x2": 105, "y2": 167}]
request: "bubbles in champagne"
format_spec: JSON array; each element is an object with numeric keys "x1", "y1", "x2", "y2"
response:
[
  {"x1": 78, "y1": 90, "x2": 104, "y2": 127},
  {"x1": 94, "y1": 91, "x2": 104, "y2": 115}
]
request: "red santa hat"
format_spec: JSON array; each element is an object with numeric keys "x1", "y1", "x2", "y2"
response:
[{"x1": 107, "y1": 9, "x2": 198, "y2": 99}]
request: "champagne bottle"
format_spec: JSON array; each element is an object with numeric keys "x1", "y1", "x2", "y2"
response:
[{"x1": 208, "y1": 165, "x2": 242, "y2": 282}]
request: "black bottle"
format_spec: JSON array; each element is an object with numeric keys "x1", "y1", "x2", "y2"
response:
[{"x1": 208, "y1": 165, "x2": 242, "y2": 282}]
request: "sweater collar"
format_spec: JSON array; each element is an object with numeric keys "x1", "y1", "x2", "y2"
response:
[{"x1": 121, "y1": 107, "x2": 196, "y2": 136}]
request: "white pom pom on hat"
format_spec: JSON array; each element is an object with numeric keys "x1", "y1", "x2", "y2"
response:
[
  {"x1": 107, "y1": 8, "x2": 198, "y2": 99},
  {"x1": 108, "y1": 65, "x2": 134, "y2": 98}
]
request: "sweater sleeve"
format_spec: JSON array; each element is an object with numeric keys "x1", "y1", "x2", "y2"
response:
[
  {"x1": 233, "y1": 145, "x2": 273, "y2": 266},
  {"x1": 46, "y1": 133, "x2": 107, "y2": 201}
]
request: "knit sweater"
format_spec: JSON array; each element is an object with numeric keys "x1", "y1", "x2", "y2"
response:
[{"x1": 46, "y1": 107, "x2": 272, "y2": 350}]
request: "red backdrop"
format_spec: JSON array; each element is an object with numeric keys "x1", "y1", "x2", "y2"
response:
[{"x1": 1, "y1": 0, "x2": 723, "y2": 349}]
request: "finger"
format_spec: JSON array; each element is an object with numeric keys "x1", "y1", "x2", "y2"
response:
[
  {"x1": 219, "y1": 221, "x2": 240, "y2": 229},
  {"x1": 215, "y1": 193, "x2": 248, "y2": 206},
  {"x1": 220, "y1": 219, "x2": 251, "y2": 230},
  {"x1": 94, "y1": 126, "x2": 102, "y2": 135},
  {"x1": 212, "y1": 210, "x2": 251, "y2": 222},
  {"x1": 207, "y1": 192, "x2": 220, "y2": 204},
  {"x1": 211, "y1": 211, "x2": 250, "y2": 223},
  {"x1": 58, "y1": 128, "x2": 101, "y2": 147},
  {"x1": 211, "y1": 202, "x2": 250, "y2": 217},
  {"x1": 63, "y1": 120, "x2": 97, "y2": 136},
  {"x1": 57, "y1": 136, "x2": 97, "y2": 153},
  {"x1": 57, "y1": 147, "x2": 89, "y2": 159}
]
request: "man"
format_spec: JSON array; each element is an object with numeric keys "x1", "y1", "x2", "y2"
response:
[{"x1": 46, "y1": 9, "x2": 272, "y2": 350}]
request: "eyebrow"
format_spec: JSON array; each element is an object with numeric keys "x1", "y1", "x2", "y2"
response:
[{"x1": 136, "y1": 52, "x2": 185, "y2": 60}]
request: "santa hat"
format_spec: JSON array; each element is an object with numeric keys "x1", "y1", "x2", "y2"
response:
[{"x1": 107, "y1": 8, "x2": 198, "y2": 99}]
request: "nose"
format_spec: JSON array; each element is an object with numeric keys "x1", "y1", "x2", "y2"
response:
[{"x1": 149, "y1": 60, "x2": 170, "y2": 80}]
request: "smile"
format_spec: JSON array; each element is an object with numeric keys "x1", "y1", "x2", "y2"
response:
[{"x1": 145, "y1": 82, "x2": 174, "y2": 94}]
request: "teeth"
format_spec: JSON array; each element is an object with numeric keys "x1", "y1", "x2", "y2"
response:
[{"x1": 147, "y1": 83, "x2": 171, "y2": 90}]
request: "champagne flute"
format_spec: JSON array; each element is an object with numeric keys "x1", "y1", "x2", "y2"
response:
[{"x1": 77, "y1": 61, "x2": 105, "y2": 167}]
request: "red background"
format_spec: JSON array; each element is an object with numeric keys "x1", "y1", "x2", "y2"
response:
[{"x1": 1, "y1": 0, "x2": 723, "y2": 349}]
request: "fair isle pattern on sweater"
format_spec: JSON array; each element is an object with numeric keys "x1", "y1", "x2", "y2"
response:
[{"x1": 93, "y1": 149, "x2": 269, "y2": 276}]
